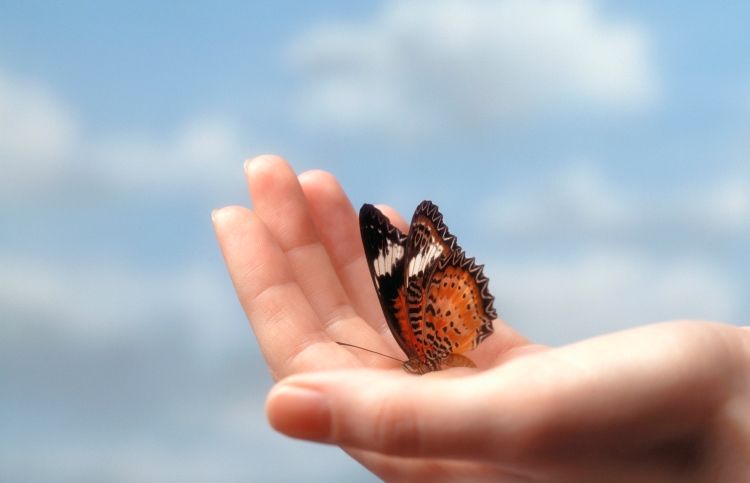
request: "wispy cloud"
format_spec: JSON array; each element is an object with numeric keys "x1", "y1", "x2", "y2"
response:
[
  {"x1": 0, "y1": 69, "x2": 252, "y2": 202},
  {"x1": 0, "y1": 70, "x2": 80, "y2": 196},
  {"x1": 288, "y1": 0, "x2": 658, "y2": 140},
  {"x1": 476, "y1": 163, "x2": 744, "y2": 342},
  {"x1": 0, "y1": 257, "x2": 241, "y2": 350},
  {"x1": 91, "y1": 117, "x2": 251, "y2": 196},
  {"x1": 489, "y1": 252, "x2": 739, "y2": 344},
  {"x1": 479, "y1": 163, "x2": 750, "y2": 245}
]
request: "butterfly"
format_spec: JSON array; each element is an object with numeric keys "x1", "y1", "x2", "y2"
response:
[{"x1": 359, "y1": 201, "x2": 496, "y2": 374}]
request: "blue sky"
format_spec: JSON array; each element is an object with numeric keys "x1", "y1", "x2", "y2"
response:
[{"x1": 1, "y1": 1, "x2": 748, "y2": 481}]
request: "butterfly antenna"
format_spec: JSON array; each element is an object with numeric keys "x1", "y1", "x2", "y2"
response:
[{"x1": 336, "y1": 341, "x2": 405, "y2": 363}]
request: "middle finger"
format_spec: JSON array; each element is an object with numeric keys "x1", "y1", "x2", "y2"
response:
[{"x1": 246, "y1": 155, "x2": 387, "y2": 348}]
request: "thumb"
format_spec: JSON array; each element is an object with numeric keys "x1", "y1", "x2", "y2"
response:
[{"x1": 265, "y1": 368, "x2": 523, "y2": 461}]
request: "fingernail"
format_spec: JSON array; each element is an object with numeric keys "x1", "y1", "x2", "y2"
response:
[
  {"x1": 210, "y1": 208, "x2": 219, "y2": 222},
  {"x1": 267, "y1": 385, "x2": 331, "y2": 441},
  {"x1": 243, "y1": 158, "x2": 253, "y2": 174}
]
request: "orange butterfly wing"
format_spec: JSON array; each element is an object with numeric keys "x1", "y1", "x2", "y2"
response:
[{"x1": 421, "y1": 251, "x2": 496, "y2": 358}]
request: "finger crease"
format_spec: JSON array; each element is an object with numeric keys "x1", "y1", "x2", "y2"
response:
[
  {"x1": 247, "y1": 280, "x2": 298, "y2": 311},
  {"x1": 281, "y1": 336, "x2": 334, "y2": 376},
  {"x1": 320, "y1": 304, "x2": 359, "y2": 332},
  {"x1": 281, "y1": 238, "x2": 322, "y2": 257},
  {"x1": 341, "y1": 253, "x2": 368, "y2": 278}
]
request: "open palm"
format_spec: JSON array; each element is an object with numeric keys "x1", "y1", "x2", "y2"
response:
[{"x1": 214, "y1": 155, "x2": 749, "y2": 482}]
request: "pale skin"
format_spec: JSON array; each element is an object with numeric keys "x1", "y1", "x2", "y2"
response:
[{"x1": 212, "y1": 155, "x2": 750, "y2": 482}]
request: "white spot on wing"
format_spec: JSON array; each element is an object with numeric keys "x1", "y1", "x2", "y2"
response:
[
  {"x1": 374, "y1": 241, "x2": 404, "y2": 278},
  {"x1": 407, "y1": 241, "x2": 443, "y2": 277}
]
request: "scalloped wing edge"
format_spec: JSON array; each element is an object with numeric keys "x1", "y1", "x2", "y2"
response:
[
  {"x1": 412, "y1": 200, "x2": 459, "y2": 252},
  {"x1": 437, "y1": 248, "x2": 497, "y2": 346}
]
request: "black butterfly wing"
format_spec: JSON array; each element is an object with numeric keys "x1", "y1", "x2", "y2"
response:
[{"x1": 359, "y1": 204, "x2": 416, "y2": 359}]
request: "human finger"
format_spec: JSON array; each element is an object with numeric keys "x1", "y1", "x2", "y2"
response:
[
  {"x1": 246, "y1": 155, "x2": 385, "y2": 348},
  {"x1": 265, "y1": 368, "x2": 518, "y2": 460},
  {"x1": 343, "y1": 448, "x2": 528, "y2": 483},
  {"x1": 297, "y1": 170, "x2": 392, "y2": 336},
  {"x1": 374, "y1": 204, "x2": 409, "y2": 232},
  {"x1": 267, "y1": 321, "x2": 746, "y2": 467},
  {"x1": 212, "y1": 205, "x2": 360, "y2": 378}
]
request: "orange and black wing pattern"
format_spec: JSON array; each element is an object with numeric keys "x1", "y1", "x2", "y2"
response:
[
  {"x1": 360, "y1": 201, "x2": 497, "y2": 374},
  {"x1": 419, "y1": 250, "x2": 496, "y2": 366},
  {"x1": 359, "y1": 204, "x2": 414, "y2": 359}
]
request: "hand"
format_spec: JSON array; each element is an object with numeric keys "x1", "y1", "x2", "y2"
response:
[{"x1": 213, "y1": 155, "x2": 750, "y2": 482}]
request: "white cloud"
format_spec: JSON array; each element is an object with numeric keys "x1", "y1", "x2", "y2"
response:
[
  {"x1": 0, "y1": 257, "x2": 242, "y2": 352},
  {"x1": 480, "y1": 163, "x2": 750, "y2": 242},
  {"x1": 91, "y1": 116, "x2": 250, "y2": 195},
  {"x1": 475, "y1": 162, "x2": 745, "y2": 343},
  {"x1": 288, "y1": 0, "x2": 657, "y2": 139},
  {"x1": 695, "y1": 177, "x2": 750, "y2": 233},
  {"x1": 489, "y1": 252, "x2": 739, "y2": 345},
  {"x1": 0, "y1": 70, "x2": 79, "y2": 194},
  {"x1": 484, "y1": 163, "x2": 635, "y2": 236},
  {"x1": 0, "y1": 69, "x2": 253, "y2": 201}
]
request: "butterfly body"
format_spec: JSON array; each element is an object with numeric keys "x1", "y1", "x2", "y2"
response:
[{"x1": 359, "y1": 201, "x2": 496, "y2": 374}]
